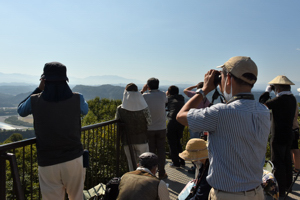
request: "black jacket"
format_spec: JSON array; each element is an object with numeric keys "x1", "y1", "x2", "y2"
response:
[{"x1": 166, "y1": 94, "x2": 185, "y2": 120}]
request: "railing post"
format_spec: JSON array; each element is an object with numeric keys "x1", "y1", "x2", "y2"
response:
[
  {"x1": 3, "y1": 153, "x2": 25, "y2": 200},
  {"x1": 0, "y1": 153, "x2": 25, "y2": 200},
  {"x1": 0, "y1": 153, "x2": 6, "y2": 200}
]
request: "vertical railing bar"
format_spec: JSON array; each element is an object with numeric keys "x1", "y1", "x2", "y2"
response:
[
  {"x1": 95, "y1": 127, "x2": 99, "y2": 182},
  {"x1": 30, "y1": 144, "x2": 33, "y2": 200},
  {"x1": 116, "y1": 121, "x2": 120, "y2": 177},
  {"x1": 6, "y1": 153, "x2": 25, "y2": 200},
  {"x1": 92, "y1": 128, "x2": 95, "y2": 187},
  {"x1": 110, "y1": 124, "x2": 113, "y2": 177},
  {"x1": 83, "y1": 129, "x2": 86, "y2": 150},
  {"x1": 102, "y1": 125, "x2": 106, "y2": 180},
  {"x1": 12, "y1": 148, "x2": 15, "y2": 199},
  {"x1": 22, "y1": 146, "x2": 25, "y2": 194},
  {"x1": 0, "y1": 153, "x2": 6, "y2": 200},
  {"x1": 104, "y1": 125, "x2": 108, "y2": 180},
  {"x1": 87, "y1": 128, "x2": 90, "y2": 156},
  {"x1": 89, "y1": 128, "x2": 93, "y2": 187},
  {"x1": 114, "y1": 123, "x2": 118, "y2": 175},
  {"x1": 99, "y1": 126, "x2": 103, "y2": 182}
]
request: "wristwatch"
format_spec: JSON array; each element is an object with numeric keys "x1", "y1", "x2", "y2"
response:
[{"x1": 195, "y1": 88, "x2": 206, "y2": 99}]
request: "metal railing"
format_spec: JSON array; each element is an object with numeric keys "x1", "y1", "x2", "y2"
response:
[
  {"x1": 0, "y1": 120, "x2": 191, "y2": 200},
  {"x1": 0, "y1": 119, "x2": 128, "y2": 200}
]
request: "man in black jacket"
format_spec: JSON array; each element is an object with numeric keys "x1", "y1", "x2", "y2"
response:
[
  {"x1": 259, "y1": 75, "x2": 297, "y2": 197},
  {"x1": 166, "y1": 85, "x2": 185, "y2": 168}
]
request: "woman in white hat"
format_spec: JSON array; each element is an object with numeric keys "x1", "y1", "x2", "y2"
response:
[
  {"x1": 115, "y1": 83, "x2": 152, "y2": 171},
  {"x1": 259, "y1": 75, "x2": 297, "y2": 197},
  {"x1": 179, "y1": 138, "x2": 211, "y2": 200}
]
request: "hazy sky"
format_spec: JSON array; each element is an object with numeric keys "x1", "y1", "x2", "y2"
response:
[{"x1": 0, "y1": 0, "x2": 299, "y2": 87}]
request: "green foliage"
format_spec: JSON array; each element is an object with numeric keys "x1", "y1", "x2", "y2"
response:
[
  {"x1": 82, "y1": 125, "x2": 128, "y2": 188},
  {"x1": 81, "y1": 97, "x2": 127, "y2": 187},
  {"x1": 82, "y1": 97, "x2": 122, "y2": 126},
  {"x1": 4, "y1": 116, "x2": 33, "y2": 127},
  {"x1": 0, "y1": 129, "x2": 35, "y2": 143},
  {"x1": 265, "y1": 135, "x2": 271, "y2": 161},
  {"x1": 5, "y1": 144, "x2": 40, "y2": 199},
  {"x1": 4, "y1": 133, "x2": 23, "y2": 143}
]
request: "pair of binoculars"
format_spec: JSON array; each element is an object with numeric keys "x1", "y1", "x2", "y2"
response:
[{"x1": 214, "y1": 71, "x2": 222, "y2": 87}]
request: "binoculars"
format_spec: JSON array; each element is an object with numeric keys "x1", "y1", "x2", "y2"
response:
[{"x1": 214, "y1": 71, "x2": 222, "y2": 87}]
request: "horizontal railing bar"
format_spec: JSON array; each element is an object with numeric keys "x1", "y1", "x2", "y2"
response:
[
  {"x1": 81, "y1": 119, "x2": 118, "y2": 131},
  {"x1": 0, "y1": 138, "x2": 36, "y2": 153},
  {"x1": 0, "y1": 119, "x2": 120, "y2": 152}
]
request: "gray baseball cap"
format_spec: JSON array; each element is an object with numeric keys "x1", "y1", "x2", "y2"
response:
[{"x1": 139, "y1": 152, "x2": 158, "y2": 169}]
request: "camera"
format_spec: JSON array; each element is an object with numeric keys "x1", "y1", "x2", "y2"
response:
[{"x1": 214, "y1": 71, "x2": 221, "y2": 87}]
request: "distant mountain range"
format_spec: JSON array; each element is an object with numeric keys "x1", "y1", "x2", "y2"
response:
[
  {"x1": 1, "y1": 72, "x2": 299, "y2": 93},
  {"x1": 0, "y1": 72, "x2": 188, "y2": 87},
  {"x1": 0, "y1": 83, "x2": 299, "y2": 108},
  {"x1": 0, "y1": 72, "x2": 299, "y2": 107}
]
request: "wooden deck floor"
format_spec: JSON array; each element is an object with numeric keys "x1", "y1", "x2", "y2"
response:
[{"x1": 163, "y1": 159, "x2": 300, "y2": 200}]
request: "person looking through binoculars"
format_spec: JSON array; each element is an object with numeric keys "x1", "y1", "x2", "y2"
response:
[{"x1": 177, "y1": 56, "x2": 270, "y2": 200}]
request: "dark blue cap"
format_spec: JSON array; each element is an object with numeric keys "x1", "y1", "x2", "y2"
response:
[{"x1": 41, "y1": 62, "x2": 69, "y2": 81}]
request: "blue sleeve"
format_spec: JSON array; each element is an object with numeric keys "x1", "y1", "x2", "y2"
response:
[
  {"x1": 17, "y1": 97, "x2": 32, "y2": 117},
  {"x1": 17, "y1": 87, "x2": 42, "y2": 117},
  {"x1": 80, "y1": 94, "x2": 89, "y2": 115}
]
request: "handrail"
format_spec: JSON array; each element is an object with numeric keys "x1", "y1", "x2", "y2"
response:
[
  {"x1": 0, "y1": 119, "x2": 190, "y2": 199},
  {"x1": 0, "y1": 119, "x2": 128, "y2": 200},
  {"x1": 0, "y1": 138, "x2": 36, "y2": 153},
  {"x1": 81, "y1": 119, "x2": 118, "y2": 131},
  {"x1": 0, "y1": 120, "x2": 118, "y2": 152}
]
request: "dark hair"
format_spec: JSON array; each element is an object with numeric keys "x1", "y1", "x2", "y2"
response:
[
  {"x1": 168, "y1": 85, "x2": 179, "y2": 95},
  {"x1": 222, "y1": 68, "x2": 255, "y2": 88},
  {"x1": 196, "y1": 82, "x2": 204, "y2": 89},
  {"x1": 125, "y1": 83, "x2": 138, "y2": 91},
  {"x1": 147, "y1": 78, "x2": 159, "y2": 90},
  {"x1": 276, "y1": 84, "x2": 291, "y2": 91}
]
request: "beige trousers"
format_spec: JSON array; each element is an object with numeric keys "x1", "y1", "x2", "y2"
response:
[
  {"x1": 209, "y1": 186, "x2": 264, "y2": 200},
  {"x1": 38, "y1": 156, "x2": 86, "y2": 200}
]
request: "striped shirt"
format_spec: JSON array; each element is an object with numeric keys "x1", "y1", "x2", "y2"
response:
[{"x1": 187, "y1": 98, "x2": 270, "y2": 192}]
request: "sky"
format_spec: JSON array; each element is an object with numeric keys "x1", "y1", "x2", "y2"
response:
[{"x1": 0, "y1": 0, "x2": 299, "y2": 89}]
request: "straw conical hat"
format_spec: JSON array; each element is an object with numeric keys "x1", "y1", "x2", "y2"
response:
[{"x1": 268, "y1": 75, "x2": 294, "y2": 85}]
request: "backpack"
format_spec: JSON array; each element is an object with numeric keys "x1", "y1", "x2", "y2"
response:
[{"x1": 102, "y1": 177, "x2": 121, "y2": 200}]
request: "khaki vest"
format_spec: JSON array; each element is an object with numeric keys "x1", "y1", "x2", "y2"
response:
[
  {"x1": 117, "y1": 170, "x2": 160, "y2": 200},
  {"x1": 31, "y1": 93, "x2": 83, "y2": 166},
  {"x1": 117, "y1": 107, "x2": 148, "y2": 145}
]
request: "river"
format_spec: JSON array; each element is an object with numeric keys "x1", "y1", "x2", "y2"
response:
[
  {"x1": 0, "y1": 116, "x2": 31, "y2": 130},
  {"x1": 0, "y1": 121, "x2": 17, "y2": 130}
]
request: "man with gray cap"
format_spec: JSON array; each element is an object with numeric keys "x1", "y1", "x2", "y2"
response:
[
  {"x1": 117, "y1": 152, "x2": 170, "y2": 200},
  {"x1": 18, "y1": 62, "x2": 89, "y2": 200},
  {"x1": 259, "y1": 75, "x2": 297, "y2": 197},
  {"x1": 177, "y1": 56, "x2": 270, "y2": 200}
]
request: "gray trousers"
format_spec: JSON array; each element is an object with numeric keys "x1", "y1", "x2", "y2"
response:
[{"x1": 146, "y1": 129, "x2": 166, "y2": 177}]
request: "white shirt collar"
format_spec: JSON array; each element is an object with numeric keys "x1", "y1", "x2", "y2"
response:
[
  {"x1": 276, "y1": 91, "x2": 292, "y2": 97},
  {"x1": 136, "y1": 167, "x2": 154, "y2": 176}
]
